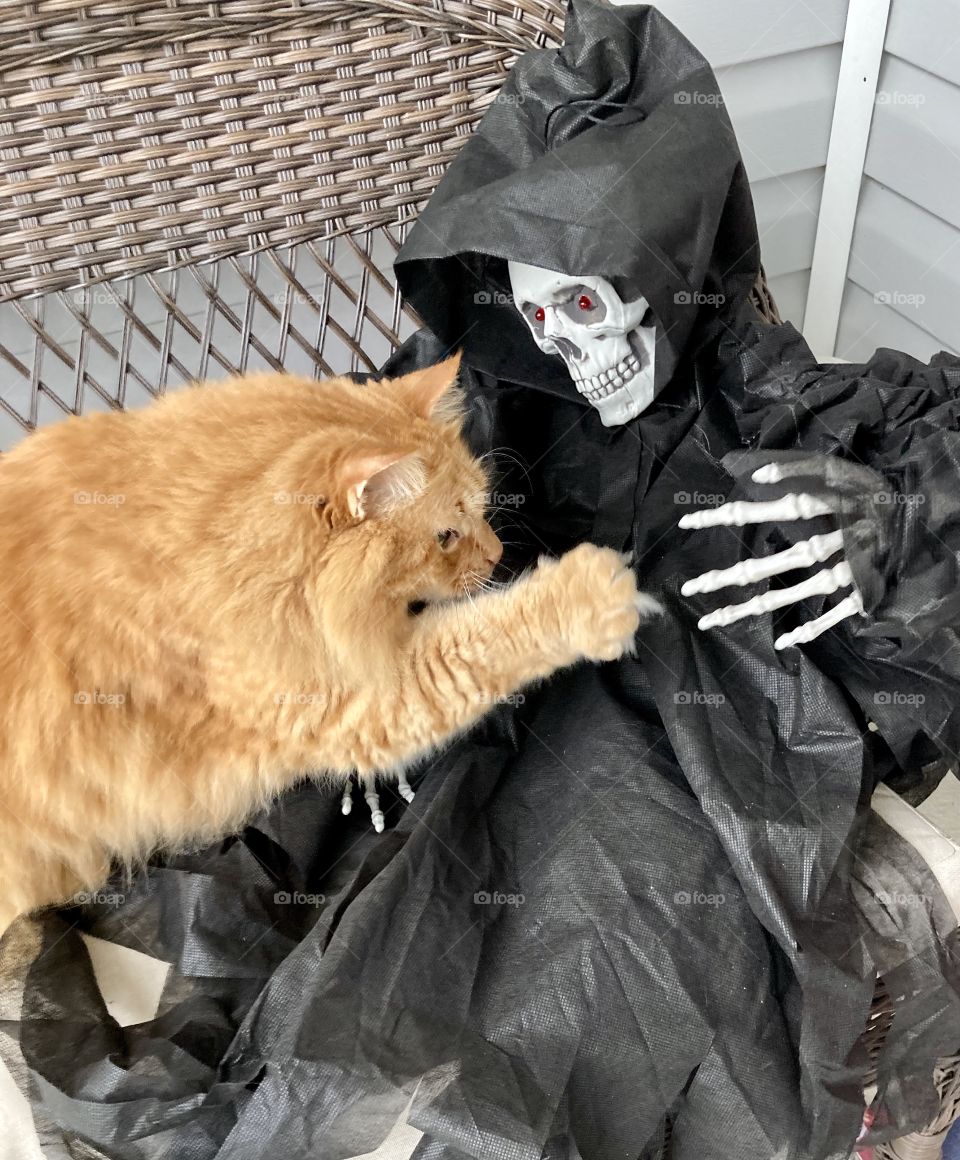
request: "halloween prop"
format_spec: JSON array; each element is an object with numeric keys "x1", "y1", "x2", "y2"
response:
[
  {"x1": 680, "y1": 463, "x2": 865, "y2": 649},
  {"x1": 12, "y1": 3, "x2": 960, "y2": 1159},
  {"x1": 508, "y1": 260, "x2": 658, "y2": 425},
  {"x1": 341, "y1": 771, "x2": 416, "y2": 832}
]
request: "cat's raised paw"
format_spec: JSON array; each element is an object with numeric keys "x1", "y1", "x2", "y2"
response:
[{"x1": 546, "y1": 544, "x2": 661, "y2": 663}]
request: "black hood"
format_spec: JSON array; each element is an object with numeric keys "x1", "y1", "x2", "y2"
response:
[{"x1": 395, "y1": 0, "x2": 760, "y2": 399}]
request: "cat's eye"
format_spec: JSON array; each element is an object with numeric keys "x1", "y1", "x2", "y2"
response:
[{"x1": 437, "y1": 528, "x2": 460, "y2": 549}]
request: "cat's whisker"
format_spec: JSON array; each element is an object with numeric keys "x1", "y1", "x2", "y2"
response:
[
  {"x1": 491, "y1": 507, "x2": 542, "y2": 532},
  {"x1": 474, "y1": 574, "x2": 509, "y2": 594},
  {"x1": 483, "y1": 446, "x2": 533, "y2": 484},
  {"x1": 488, "y1": 521, "x2": 526, "y2": 539},
  {"x1": 465, "y1": 577, "x2": 484, "y2": 605},
  {"x1": 487, "y1": 512, "x2": 524, "y2": 529}
]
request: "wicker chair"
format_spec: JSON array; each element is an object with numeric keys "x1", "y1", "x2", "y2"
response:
[{"x1": 0, "y1": 2, "x2": 953, "y2": 1157}]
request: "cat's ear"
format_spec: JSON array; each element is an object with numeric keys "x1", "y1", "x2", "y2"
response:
[
  {"x1": 338, "y1": 450, "x2": 426, "y2": 520},
  {"x1": 396, "y1": 353, "x2": 464, "y2": 423}
]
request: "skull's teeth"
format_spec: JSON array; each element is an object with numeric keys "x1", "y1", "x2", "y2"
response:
[{"x1": 576, "y1": 353, "x2": 641, "y2": 401}]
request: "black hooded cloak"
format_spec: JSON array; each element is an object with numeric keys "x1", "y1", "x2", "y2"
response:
[{"x1": 11, "y1": 3, "x2": 960, "y2": 1159}]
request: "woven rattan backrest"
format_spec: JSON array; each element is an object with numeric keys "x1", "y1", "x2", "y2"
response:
[
  {"x1": 0, "y1": 0, "x2": 568, "y2": 296},
  {"x1": 0, "y1": 0, "x2": 565, "y2": 448}
]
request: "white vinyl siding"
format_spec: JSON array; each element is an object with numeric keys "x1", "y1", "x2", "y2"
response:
[
  {"x1": 648, "y1": 0, "x2": 848, "y2": 67},
  {"x1": 642, "y1": 1, "x2": 848, "y2": 329},
  {"x1": 835, "y1": 0, "x2": 960, "y2": 360}
]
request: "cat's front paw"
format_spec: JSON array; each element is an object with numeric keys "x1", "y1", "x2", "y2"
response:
[{"x1": 543, "y1": 544, "x2": 661, "y2": 663}]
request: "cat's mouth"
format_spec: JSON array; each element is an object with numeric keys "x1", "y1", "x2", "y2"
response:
[{"x1": 408, "y1": 585, "x2": 484, "y2": 616}]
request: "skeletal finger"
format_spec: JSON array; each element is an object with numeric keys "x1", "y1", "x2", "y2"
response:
[
  {"x1": 341, "y1": 777, "x2": 354, "y2": 816},
  {"x1": 751, "y1": 458, "x2": 878, "y2": 497},
  {"x1": 697, "y1": 562, "x2": 854, "y2": 630},
  {"x1": 397, "y1": 772, "x2": 415, "y2": 803},
  {"x1": 364, "y1": 785, "x2": 385, "y2": 833},
  {"x1": 679, "y1": 493, "x2": 837, "y2": 530},
  {"x1": 774, "y1": 590, "x2": 865, "y2": 650},
  {"x1": 752, "y1": 463, "x2": 823, "y2": 485},
  {"x1": 681, "y1": 531, "x2": 844, "y2": 596}
]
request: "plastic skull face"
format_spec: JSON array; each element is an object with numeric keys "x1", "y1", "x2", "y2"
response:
[{"x1": 508, "y1": 260, "x2": 657, "y2": 426}]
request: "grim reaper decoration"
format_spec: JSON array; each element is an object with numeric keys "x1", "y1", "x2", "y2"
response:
[
  {"x1": 506, "y1": 266, "x2": 869, "y2": 647},
  {"x1": 16, "y1": 4, "x2": 960, "y2": 1160}
]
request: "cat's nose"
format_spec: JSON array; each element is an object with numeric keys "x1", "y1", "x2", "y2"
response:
[
  {"x1": 484, "y1": 539, "x2": 503, "y2": 568},
  {"x1": 476, "y1": 525, "x2": 503, "y2": 570}
]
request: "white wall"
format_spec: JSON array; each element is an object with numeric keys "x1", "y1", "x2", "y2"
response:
[
  {"x1": 616, "y1": 0, "x2": 850, "y2": 329},
  {"x1": 835, "y1": 0, "x2": 960, "y2": 361}
]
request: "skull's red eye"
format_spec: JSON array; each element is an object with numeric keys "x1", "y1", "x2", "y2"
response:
[
  {"x1": 534, "y1": 306, "x2": 545, "y2": 323},
  {"x1": 578, "y1": 294, "x2": 594, "y2": 311}
]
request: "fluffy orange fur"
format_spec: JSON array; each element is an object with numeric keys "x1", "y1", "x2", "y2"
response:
[{"x1": 0, "y1": 355, "x2": 655, "y2": 932}]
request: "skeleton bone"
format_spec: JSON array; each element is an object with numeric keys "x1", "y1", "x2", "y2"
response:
[
  {"x1": 678, "y1": 493, "x2": 836, "y2": 530},
  {"x1": 681, "y1": 471, "x2": 865, "y2": 649},
  {"x1": 696, "y1": 562, "x2": 855, "y2": 630},
  {"x1": 364, "y1": 786, "x2": 385, "y2": 834},
  {"x1": 773, "y1": 592, "x2": 864, "y2": 650},
  {"x1": 681, "y1": 531, "x2": 845, "y2": 595},
  {"x1": 341, "y1": 772, "x2": 416, "y2": 830},
  {"x1": 508, "y1": 260, "x2": 657, "y2": 427}
]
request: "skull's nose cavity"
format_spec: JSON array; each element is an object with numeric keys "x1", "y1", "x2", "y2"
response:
[{"x1": 550, "y1": 334, "x2": 583, "y2": 362}]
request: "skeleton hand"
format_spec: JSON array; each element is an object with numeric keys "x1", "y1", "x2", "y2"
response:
[
  {"x1": 679, "y1": 461, "x2": 865, "y2": 650},
  {"x1": 341, "y1": 773, "x2": 416, "y2": 833}
]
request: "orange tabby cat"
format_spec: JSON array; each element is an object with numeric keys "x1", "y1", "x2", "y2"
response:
[{"x1": 0, "y1": 354, "x2": 656, "y2": 933}]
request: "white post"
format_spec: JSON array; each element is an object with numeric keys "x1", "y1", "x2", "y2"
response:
[{"x1": 803, "y1": 0, "x2": 893, "y2": 359}]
